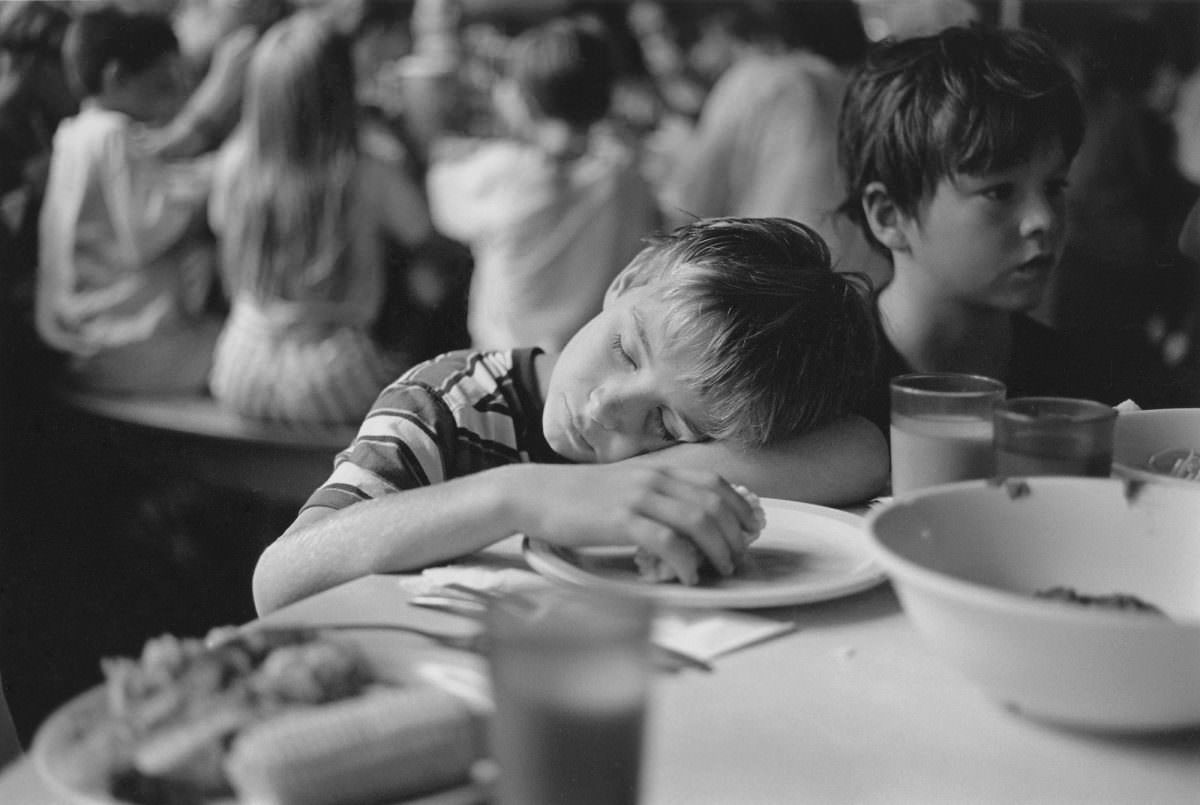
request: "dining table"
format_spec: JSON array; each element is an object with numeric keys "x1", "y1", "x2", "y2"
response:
[{"x1": 2, "y1": 515, "x2": 1198, "y2": 804}]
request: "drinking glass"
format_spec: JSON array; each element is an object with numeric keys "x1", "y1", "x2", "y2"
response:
[
  {"x1": 994, "y1": 397, "x2": 1117, "y2": 477},
  {"x1": 890, "y1": 373, "x2": 1007, "y2": 496},
  {"x1": 486, "y1": 588, "x2": 654, "y2": 805}
]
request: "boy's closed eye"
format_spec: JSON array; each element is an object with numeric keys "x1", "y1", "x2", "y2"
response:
[{"x1": 609, "y1": 330, "x2": 705, "y2": 445}]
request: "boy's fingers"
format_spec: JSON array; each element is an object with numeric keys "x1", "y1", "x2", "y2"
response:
[
  {"x1": 638, "y1": 485, "x2": 738, "y2": 576},
  {"x1": 628, "y1": 520, "x2": 702, "y2": 585},
  {"x1": 664, "y1": 469, "x2": 759, "y2": 536}
]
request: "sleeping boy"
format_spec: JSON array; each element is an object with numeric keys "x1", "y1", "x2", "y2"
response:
[{"x1": 253, "y1": 217, "x2": 887, "y2": 613}]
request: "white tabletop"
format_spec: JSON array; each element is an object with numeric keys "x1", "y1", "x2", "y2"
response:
[{"x1": 5, "y1": 538, "x2": 1199, "y2": 804}]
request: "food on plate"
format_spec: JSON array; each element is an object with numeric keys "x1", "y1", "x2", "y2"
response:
[
  {"x1": 1147, "y1": 447, "x2": 1200, "y2": 481},
  {"x1": 68, "y1": 626, "x2": 479, "y2": 804},
  {"x1": 1034, "y1": 586, "x2": 1165, "y2": 615},
  {"x1": 634, "y1": 485, "x2": 767, "y2": 583},
  {"x1": 227, "y1": 685, "x2": 479, "y2": 805}
]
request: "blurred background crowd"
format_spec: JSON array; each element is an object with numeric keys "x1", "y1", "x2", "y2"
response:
[{"x1": 2, "y1": 0, "x2": 1200, "y2": 744}]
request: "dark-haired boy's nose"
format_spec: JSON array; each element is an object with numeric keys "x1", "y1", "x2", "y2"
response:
[{"x1": 1019, "y1": 192, "x2": 1062, "y2": 241}]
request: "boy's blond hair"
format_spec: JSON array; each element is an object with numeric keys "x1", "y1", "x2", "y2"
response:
[{"x1": 610, "y1": 217, "x2": 876, "y2": 446}]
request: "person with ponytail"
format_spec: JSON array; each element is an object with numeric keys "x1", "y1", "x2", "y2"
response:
[{"x1": 208, "y1": 11, "x2": 432, "y2": 425}]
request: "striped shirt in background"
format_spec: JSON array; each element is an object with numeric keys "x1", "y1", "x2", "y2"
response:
[{"x1": 301, "y1": 348, "x2": 565, "y2": 513}]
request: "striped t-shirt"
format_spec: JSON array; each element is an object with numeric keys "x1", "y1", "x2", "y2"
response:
[{"x1": 301, "y1": 348, "x2": 565, "y2": 512}]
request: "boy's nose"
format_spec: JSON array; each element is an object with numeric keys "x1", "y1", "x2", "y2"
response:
[
  {"x1": 586, "y1": 384, "x2": 640, "y2": 432},
  {"x1": 1019, "y1": 193, "x2": 1062, "y2": 240}
]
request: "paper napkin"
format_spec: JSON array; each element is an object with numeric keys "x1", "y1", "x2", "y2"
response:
[
  {"x1": 398, "y1": 565, "x2": 798, "y2": 665},
  {"x1": 652, "y1": 609, "x2": 796, "y2": 662}
]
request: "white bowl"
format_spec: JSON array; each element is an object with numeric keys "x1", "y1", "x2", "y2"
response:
[
  {"x1": 1112, "y1": 408, "x2": 1200, "y2": 486},
  {"x1": 867, "y1": 477, "x2": 1200, "y2": 732}
]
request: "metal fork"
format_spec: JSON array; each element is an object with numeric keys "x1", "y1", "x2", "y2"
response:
[
  {"x1": 413, "y1": 584, "x2": 714, "y2": 673},
  {"x1": 248, "y1": 622, "x2": 486, "y2": 653}
]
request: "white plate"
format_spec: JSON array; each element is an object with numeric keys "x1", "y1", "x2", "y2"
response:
[
  {"x1": 523, "y1": 498, "x2": 886, "y2": 608},
  {"x1": 31, "y1": 645, "x2": 489, "y2": 805}
]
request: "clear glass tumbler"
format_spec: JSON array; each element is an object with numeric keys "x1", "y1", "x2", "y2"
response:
[
  {"x1": 993, "y1": 396, "x2": 1117, "y2": 477},
  {"x1": 890, "y1": 373, "x2": 1007, "y2": 496},
  {"x1": 486, "y1": 588, "x2": 654, "y2": 805}
]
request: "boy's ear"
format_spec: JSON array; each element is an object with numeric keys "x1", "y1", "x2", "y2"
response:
[{"x1": 862, "y1": 181, "x2": 911, "y2": 253}]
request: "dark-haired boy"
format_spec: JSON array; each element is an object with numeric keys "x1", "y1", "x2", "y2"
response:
[{"x1": 838, "y1": 24, "x2": 1128, "y2": 432}]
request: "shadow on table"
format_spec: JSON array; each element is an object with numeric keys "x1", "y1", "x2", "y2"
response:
[{"x1": 768, "y1": 581, "x2": 901, "y2": 628}]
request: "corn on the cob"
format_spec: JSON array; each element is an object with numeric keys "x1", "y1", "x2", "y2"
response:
[{"x1": 225, "y1": 685, "x2": 482, "y2": 805}]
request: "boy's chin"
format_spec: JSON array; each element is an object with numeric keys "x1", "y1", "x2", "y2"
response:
[{"x1": 543, "y1": 427, "x2": 588, "y2": 463}]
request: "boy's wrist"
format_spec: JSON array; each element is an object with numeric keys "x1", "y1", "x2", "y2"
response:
[{"x1": 482, "y1": 463, "x2": 538, "y2": 538}]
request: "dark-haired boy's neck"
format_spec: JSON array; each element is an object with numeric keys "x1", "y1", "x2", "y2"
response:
[{"x1": 879, "y1": 272, "x2": 1014, "y2": 380}]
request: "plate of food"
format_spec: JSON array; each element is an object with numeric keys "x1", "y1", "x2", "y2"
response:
[
  {"x1": 523, "y1": 498, "x2": 886, "y2": 608},
  {"x1": 31, "y1": 626, "x2": 488, "y2": 805}
]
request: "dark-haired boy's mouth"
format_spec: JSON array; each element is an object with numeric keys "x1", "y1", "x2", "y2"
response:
[{"x1": 1016, "y1": 254, "x2": 1054, "y2": 274}]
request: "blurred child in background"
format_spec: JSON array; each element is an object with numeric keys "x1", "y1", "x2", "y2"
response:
[
  {"x1": 0, "y1": 1, "x2": 76, "y2": 291},
  {"x1": 147, "y1": 0, "x2": 290, "y2": 160},
  {"x1": 658, "y1": 0, "x2": 888, "y2": 287},
  {"x1": 425, "y1": 12, "x2": 660, "y2": 353},
  {"x1": 37, "y1": 4, "x2": 219, "y2": 394},
  {"x1": 208, "y1": 11, "x2": 432, "y2": 425}
]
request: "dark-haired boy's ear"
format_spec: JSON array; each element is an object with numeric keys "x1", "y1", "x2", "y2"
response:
[{"x1": 862, "y1": 181, "x2": 910, "y2": 253}]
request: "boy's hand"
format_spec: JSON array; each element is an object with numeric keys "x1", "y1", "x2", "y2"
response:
[{"x1": 511, "y1": 464, "x2": 760, "y2": 585}]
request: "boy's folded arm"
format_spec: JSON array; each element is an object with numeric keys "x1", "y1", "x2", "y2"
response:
[
  {"x1": 253, "y1": 460, "x2": 759, "y2": 614},
  {"x1": 252, "y1": 469, "x2": 529, "y2": 615},
  {"x1": 624, "y1": 414, "x2": 889, "y2": 507}
]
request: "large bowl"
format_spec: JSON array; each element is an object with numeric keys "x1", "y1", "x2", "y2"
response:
[
  {"x1": 1112, "y1": 408, "x2": 1200, "y2": 486},
  {"x1": 866, "y1": 477, "x2": 1200, "y2": 732}
]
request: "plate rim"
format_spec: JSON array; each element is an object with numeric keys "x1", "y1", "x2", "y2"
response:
[
  {"x1": 522, "y1": 498, "x2": 886, "y2": 608},
  {"x1": 29, "y1": 641, "x2": 487, "y2": 805},
  {"x1": 31, "y1": 685, "x2": 131, "y2": 805}
]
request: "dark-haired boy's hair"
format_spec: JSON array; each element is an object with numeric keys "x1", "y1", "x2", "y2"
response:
[
  {"x1": 63, "y1": 5, "x2": 178, "y2": 97},
  {"x1": 837, "y1": 23, "x2": 1084, "y2": 254},
  {"x1": 614, "y1": 217, "x2": 878, "y2": 446},
  {"x1": 506, "y1": 16, "x2": 615, "y2": 130}
]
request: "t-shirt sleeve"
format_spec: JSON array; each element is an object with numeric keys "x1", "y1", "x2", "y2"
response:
[{"x1": 300, "y1": 379, "x2": 459, "y2": 512}]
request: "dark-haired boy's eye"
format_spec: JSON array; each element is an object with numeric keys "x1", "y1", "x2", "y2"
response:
[
  {"x1": 1047, "y1": 178, "x2": 1069, "y2": 197},
  {"x1": 981, "y1": 183, "x2": 1014, "y2": 202}
]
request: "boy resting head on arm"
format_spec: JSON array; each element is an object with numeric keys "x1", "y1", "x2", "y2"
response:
[{"x1": 253, "y1": 216, "x2": 885, "y2": 614}]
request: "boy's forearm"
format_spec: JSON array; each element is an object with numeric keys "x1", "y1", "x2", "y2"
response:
[
  {"x1": 628, "y1": 415, "x2": 889, "y2": 506},
  {"x1": 252, "y1": 466, "x2": 527, "y2": 615}
]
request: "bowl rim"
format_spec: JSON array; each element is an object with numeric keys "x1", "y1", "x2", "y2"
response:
[
  {"x1": 1114, "y1": 406, "x2": 1200, "y2": 417},
  {"x1": 1111, "y1": 407, "x2": 1200, "y2": 482},
  {"x1": 865, "y1": 478, "x2": 1200, "y2": 629}
]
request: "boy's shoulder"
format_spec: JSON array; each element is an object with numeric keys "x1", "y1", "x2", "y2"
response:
[
  {"x1": 356, "y1": 347, "x2": 552, "y2": 459},
  {"x1": 386, "y1": 349, "x2": 533, "y2": 402}
]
